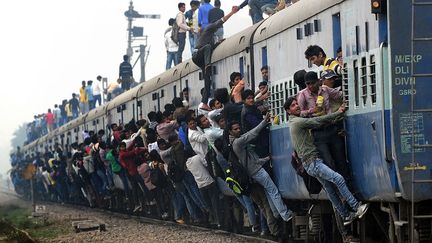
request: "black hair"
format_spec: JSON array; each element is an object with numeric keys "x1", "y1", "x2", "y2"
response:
[
  {"x1": 186, "y1": 115, "x2": 196, "y2": 124},
  {"x1": 168, "y1": 18, "x2": 175, "y2": 26},
  {"x1": 283, "y1": 96, "x2": 297, "y2": 111},
  {"x1": 241, "y1": 89, "x2": 255, "y2": 101},
  {"x1": 258, "y1": 81, "x2": 268, "y2": 88},
  {"x1": 304, "y1": 71, "x2": 319, "y2": 83},
  {"x1": 110, "y1": 123, "x2": 118, "y2": 130},
  {"x1": 119, "y1": 142, "x2": 127, "y2": 148},
  {"x1": 195, "y1": 114, "x2": 206, "y2": 127},
  {"x1": 149, "y1": 150, "x2": 163, "y2": 162},
  {"x1": 214, "y1": 88, "x2": 229, "y2": 104},
  {"x1": 209, "y1": 99, "x2": 217, "y2": 108},
  {"x1": 178, "y1": 2, "x2": 185, "y2": 9},
  {"x1": 155, "y1": 111, "x2": 164, "y2": 123},
  {"x1": 293, "y1": 69, "x2": 307, "y2": 90},
  {"x1": 172, "y1": 97, "x2": 184, "y2": 108},
  {"x1": 214, "y1": 0, "x2": 221, "y2": 7},
  {"x1": 162, "y1": 110, "x2": 173, "y2": 119},
  {"x1": 229, "y1": 72, "x2": 242, "y2": 84},
  {"x1": 99, "y1": 141, "x2": 107, "y2": 150},
  {"x1": 228, "y1": 120, "x2": 240, "y2": 131},
  {"x1": 98, "y1": 129, "x2": 105, "y2": 136},
  {"x1": 304, "y1": 45, "x2": 325, "y2": 59},
  {"x1": 336, "y1": 47, "x2": 342, "y2": 53},
  {"x1": 147, "y1": 111, "x2": 157, "y2": 121},
  {"x1": 123, "y1": 55, "x2": 129, "y2": 61},
  {"x1": 261, "y1": 65, "x2": 268, "y2": 71}
]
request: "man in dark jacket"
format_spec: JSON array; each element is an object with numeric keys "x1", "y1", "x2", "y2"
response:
[
  {"x1": 119, "y1": 55, "x2": 134, "y2": 91},
  {"x1": 228, "y1": 114, "x2": 293, "y2": 222},
  {"x1": 192, "y1": 6, "x2": 239, "y2": 110}
]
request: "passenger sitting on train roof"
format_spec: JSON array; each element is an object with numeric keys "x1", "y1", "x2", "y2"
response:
[
  {"x1": 192, "y1": 6, "x2": 239, "y2": 111},
  {"x1": 229, "y1": 72, "x2": 245, "y2": 103},
  {"x1": 305, "y1": 45, "x2": 342, "y2": 76},
  {"x1": 284, "y1": 96, "x2": 369, "y2": 225},
  {"x1": 106, "y1": 78, "x2": 123, "y2": 101}
]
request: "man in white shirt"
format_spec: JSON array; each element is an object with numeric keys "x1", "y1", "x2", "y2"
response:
[
  {"x1": 93, "y1": 75, "x2": 103, "y2": 107},
  {"x1": 187, "y1": 116, "x2": 208, "y2": 159},
  {"x1": 165, "y1": 18, "x2": 179, "y2": 70},
  {"x1": 176, "y1": 2, "x2": 193, "y2": 63}
]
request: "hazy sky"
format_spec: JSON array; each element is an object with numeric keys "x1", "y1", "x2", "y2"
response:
[{"x1": 0, "y1": 0, "x2": 251, "y2": 175}]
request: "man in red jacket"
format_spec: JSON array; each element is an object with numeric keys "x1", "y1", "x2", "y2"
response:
[{"x1": 119, "y1": 141, "x2": 149, "y2": 212}]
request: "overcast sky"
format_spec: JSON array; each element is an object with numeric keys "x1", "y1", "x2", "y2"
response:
[{"x1": 0, "y1": 0, "x2": 251, "y2": 175}]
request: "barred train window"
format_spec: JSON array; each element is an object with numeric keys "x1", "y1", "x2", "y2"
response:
[
  {"x1": 360, "y1": 57, "x2": 367, "y2": 106},
  {"x1": 369, "y1": 55, "x2": 376, "y2": 104},
  {"x1": 270, "y1": 80, "x2": 298, "y2": 124},
  {"x1": 353, "y1": 60, "x2": 360, "y2": 107},
  {"x1": 342, "y1": 62, "x2": 349, "y2": 106}
]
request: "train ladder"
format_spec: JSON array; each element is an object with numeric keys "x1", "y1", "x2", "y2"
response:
[{"x1": 409, "y1": 1, "x2": 432, "y2": 242}]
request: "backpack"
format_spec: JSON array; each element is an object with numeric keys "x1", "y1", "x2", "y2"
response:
[
  {"x1": 167, "y1": 158, "x2": 185, "y2": 182},
  {"x1": 290, "y1": 150, "x2": 322, "y2": 194},
  {"x1": 225, "y1": 143, "x2": 251, "y2": 196},
  {"x1": 150, "y1": 167, "x2": 167, "y2": 187},
  {"x1": 205, "y1": 145, "x2": 224, "y2": 179},
  {"x1": 171, "y1": 22, "x2": 179, "y2": 44}
]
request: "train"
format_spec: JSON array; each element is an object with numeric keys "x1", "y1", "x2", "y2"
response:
[{"x1": 17, "y1": 0, "x2": 431, "y2": 242}]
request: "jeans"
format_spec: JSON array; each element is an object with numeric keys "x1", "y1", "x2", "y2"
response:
[
  {"x1": 248, "y1": 0, "x2": 277, "y2": 23},
  {"x1": 166, "y1": 51, "x2": 178, "y2": 70},
  {"x1": 177, "y1": 32, "x2": 186, "y2": 63},
  {"x1": 199, "y1": 182, "x2": 221, "y2": 225},
  {"x1": 182, "y1": 171, "x2": 208, "y2": 211},
  {"x1": 252, "y1": 167, "x2": 292, "y2": 221},
  {"x1": 188, "y1": 32, "x2": 198, "y2": 55},
  {"x1": 72, "y1": 110, "x2": 79, "y2": 119},
  {"x1": 213, "y1": 28, "x2": 224, "y2": 43},
  {"x1": 93, "y1": 94, "x2": 101, "y2": 107},
  {"x1": 236, "y1": 194, "x2": 257, "y2": 226},
  {"x1": 96, "y1": 169, "x2": 108, "y2": 194},
  {"x1": 303, "y1": 158, "x2": 359, "y2": 218},
  {"x1": 79, "y1": 102, "x2": 89, "y2": 114},
  {"x1": 249, "y1": 183, "x2": 280, "y2": 236},
  {"x1": 174, "y1": 181, "x2": 200, "y2": 220}
]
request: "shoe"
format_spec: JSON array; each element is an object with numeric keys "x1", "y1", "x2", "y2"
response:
[
  {"x1": 343, "y1": 212, "x2": 356, "y2": 226},
  {"x1": 133, "y1": 205, "x2": 142, "y2": 212},
  {"x1": 251, "y1": 225, "x2": 260, "y2": 233},
  {"x1": 176, "y1": 219, "x2": 185, "y2": 224},
  {"x1": 283, "y1": 212, "x2": 293, "y2": 222},
  {"x1": 355, "y1": 203, "x2": 369, "y2": 219}
]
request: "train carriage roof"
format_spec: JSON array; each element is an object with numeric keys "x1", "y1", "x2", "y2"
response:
[
  {"x1": 86, "y1": 103, "x2": 109, "y2": 121},
  {"x1": 211, "y1": 23, "x2": 261, "y2": 63},
  {"x1": 67, "y1": 114, "x2": 87, "y2": 130},
  {"x1": 106, "y1": 85, "x2": 141, "y2": 111},
  {"x1": 253, "y1": 0, "x2": 342, "y2": 44}
]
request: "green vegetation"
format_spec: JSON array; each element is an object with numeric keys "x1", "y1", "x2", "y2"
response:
[{"x1": 0, "y1": 204, "x2": 69, "y2": 242}]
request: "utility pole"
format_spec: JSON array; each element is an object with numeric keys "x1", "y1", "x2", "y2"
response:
[{"x1": 124, "y1": 1, "x2": 160, "y2": 83}]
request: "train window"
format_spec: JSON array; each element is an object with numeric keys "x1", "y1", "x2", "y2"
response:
[
  {"x1": 296, "y1": 28, "x2": 303, "y2": 40},
  {"x1": 361, "y1": 57, "x2": 368, "y2": 106},
  {"x1": 354, "y1": 60, "x2": 360, "y2": 107},
  {"x1": 160, "y1": 89, "x2": 164, "y2": 98},
  {"x1": 137, "y1": 100, "x2": 142, "y2": 107},
  {"x1": 369, "y1": 55, "x2": 377, "y2": 104},
  {"x1": 152, "y1": 93, "x2": 158, "y2": 100},
  {"x1": 96, "y1": 119, "x2": 99, "y2": 124},
  {"x1": 185, "y1": 79, "x2": 189, "y2": 88},
  {"x1": 304, "y1": 23, "x2": 313, "y2": 36},
  {"x1": 314, "y1": 19, "x2": 321, "y2": 32},
  {"x1": 262, "y1": 46, "x2": 268, "y2": 66},
  {"x1": 117, "y1": 106, "x2": 122, "y2": 113},
  {"x1": 342, "y1": 62, "x2": 349, "y2": 106},
  {"x1": 365, "y1": 22, "x2": 369, "y2": 52},
  {"x1": 270, "y1": 83, "x2": 285, "y2": 123},
  {"x1": 173, "y1": 85, "x2": 177, "y2": 98},
  {"x1": 93, "y1": 120, "x2": 96, "y2": 126},
  {"x1": 212, "y1": 66, "x2": 217, "y2": 75},
  {"x1": 199, "y1": 72, "x2": 203, "y2": 80},
  {"x1": 122, "y1": 104, "x2": 127, "y2": 110},
  {"x1": 239, "y1": 57, "x2": 244, "y2": 76}
]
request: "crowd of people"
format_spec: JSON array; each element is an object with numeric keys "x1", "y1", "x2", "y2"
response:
[
  {"x1": 12, "y1": 42, "x2": 368, "y2": 242},
  {"x1": 165, "y1": 0, "x2": 300, "y2": 70}
]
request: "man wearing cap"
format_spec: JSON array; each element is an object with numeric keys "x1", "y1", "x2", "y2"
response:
[
  {"x1": 297, "y1": 71, "x2": 351, "y2": 193},
  {"x1": 321, "y1": 70, "x2": 343, "y2": 113}
]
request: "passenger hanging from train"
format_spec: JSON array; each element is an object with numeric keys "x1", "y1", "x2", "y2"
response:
[
  {"x1": 181, "y1": 87, "x2": 190, "y2": 107},
  {"x1": 192, "y1": 6, "x2": 239, "y2": 111},
  {"x1": 229, "y1": 72, "x2": 246, "y2": 104},
  {"x1": 157, "y1": 138, "x2": 204, "y2": 224},
  {"x1": 156, "y1": 110, "x2": 179, "y2": 142},
  {"x1": 207, "y1": 99, "x2": 224, "y2": 128},
  {"x1": 304, "y1": 45, "x2": 343, "y2": 76},
  {"x1": 321, "y1": 70, "x2": 343, "y2": 112},
  {"x1": 254, "y1": 81, "x2": 270, "y2": 114},
  {"x1": 165, "y1": 18, "x2": 179, "y2": 70},
  {"x1": 118, "y1": 54, "x2": 134, "y2": 91},
  {"x1": 228, "y1": 113, "x2": 294, "y2": 222},
  {"x1": 284, "y1": 96, "x2": 369, "y2": 225},
  {"x1": 296, "y1": 71, "x2": 351, "y2": 186},
  {"x1": 214, "y1": 88, "x2": 242, "y2": 124},
  {"x1": 238, "y1": 0, "x2": 277, "y2": 24},
  {"x1": 241, "y1": 89, "x2": 270, "y2": 159}
]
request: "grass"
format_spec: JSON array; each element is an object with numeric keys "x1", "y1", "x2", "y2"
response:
[{"x1": 0, "y1": 204, "x2": 70, "y2": 242}]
